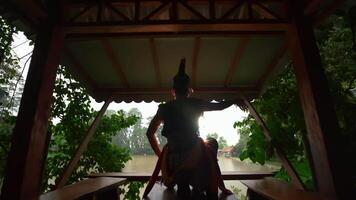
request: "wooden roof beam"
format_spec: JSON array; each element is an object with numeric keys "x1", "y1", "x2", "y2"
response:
[
  {"x1": 220, "y1": 1, "x2": 244, "y2": 19},
  {"x1": 224, "y1": 36, "x2": 249, "y2": 87},
  {"x1": 177, "y1": 0, "x2": 208, "y2": 20},
  {"x1": 149, "y1": 38, "x2": 162, "y2": 87},
  {"x1": 143, "y1": 1, "x2": 171, "y2": 20},
  {"x1": 252, "y1": 2, "x2": 282, "y2": 20},
  {"x1": 64, "y1": 23, "x2": 289, "y2": 36},
  {"x1": 191, "y1": 37, "x2": 201, "y2": 87},
  {"x1": 101, "y1": 39, "x2": 130, "y2": 88}
]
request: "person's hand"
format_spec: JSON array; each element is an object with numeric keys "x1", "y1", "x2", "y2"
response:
[{"x1": 221, "y1": 188, "x2": 233, "y2": 196}]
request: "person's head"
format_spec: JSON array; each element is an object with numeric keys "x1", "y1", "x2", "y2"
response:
[{"x1": 172, "y1": 58, "x2": 192, "y2": 98}]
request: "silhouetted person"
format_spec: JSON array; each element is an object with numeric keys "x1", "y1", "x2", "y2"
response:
[{"x1": 144, "y1": 58, "x2": 241, "y2": 199}]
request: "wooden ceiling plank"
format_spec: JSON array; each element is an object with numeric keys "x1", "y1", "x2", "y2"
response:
[
  {"x1": 143, "y1": 1, "x2": 171, "y2": 20},
  {"x1": 65, "y1": 23, "x2": 289, "y2": 35},
  {"x1": 64, "y1": 47, "x2": 97, "y2": 89},
  {"x1": 191, "y1": 37, "x2": 201, "y2": 87},
  {"x1": 257, "y1": 42, "x2": 288, "y2": 88},
  {"x1": 224, "y1": 36, "x2": 249, "y2": 87},
  {"x1": 101, "y1": 39, "x2": 130, "y2": 88},
  {"x1": 149, "y1": 38, "x2": 162, "y2": 87}
]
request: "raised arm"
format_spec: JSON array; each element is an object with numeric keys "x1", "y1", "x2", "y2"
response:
[
  {"x1": 200, "y1": 99, "x2": 242, "y2": 111},
  {"x1": 146, "y1": 112, "x2": 163, "y2": 157}
]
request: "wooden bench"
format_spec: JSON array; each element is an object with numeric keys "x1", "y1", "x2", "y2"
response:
[
  {"x1": 241, "y1": 178, "x2": 330, "y2": 200},
  {"x1": 88, "y1": 171, "x2": 274, "y2": 181},
  {"x1": 40, "y1": 177, "x2": 126, "y2": 200}
]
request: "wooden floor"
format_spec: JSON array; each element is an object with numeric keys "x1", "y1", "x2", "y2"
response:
[{"x1": 144, "y1": 183, "x2": 238, "y2": 200}]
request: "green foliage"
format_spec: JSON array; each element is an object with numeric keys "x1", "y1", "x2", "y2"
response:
[
  {"x1": 120, "y1": 182, "x2": 145, "y2": 200},
  {"x1": 43, "y1": 66, "x2": 138, "y2": 191},
  {"x1": 206, "y1": 133, "x2": 228, "y2": 149},
  {"x1": 112, "y1": 109, "x2": 167, "y2": 155},
  {"x1": 230, "y1": 185, "x2": 247, "y2": 200},
  {"x1": 231, "y1": 122, "x2": 249, "y2": 157},
  {"x1": 0, "y1": 16, "x2": 21, "y2": 183},
  {"x1": 234, "y1": 16, "x2": 356, "y2": 189},
  {"x1": 0, "y1": 113, "x2": 16, "y2": 177},
  {"x1": 0, "y1": 16, "x2": 16, "y2": 66},
  {"x1": 274, "y1": 156, "x2": 314, "y2": 189},
  {"x1": 0, "y1": 16, "x2": 22, "y2": 112}
]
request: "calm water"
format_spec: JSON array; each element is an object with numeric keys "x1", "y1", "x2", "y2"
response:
[
  {"x1": 123, "y1": 155, "x2": 277, "y2": 173},
  {"x1": 122, "y1": 155, "x2": 279, "y2": 197}
]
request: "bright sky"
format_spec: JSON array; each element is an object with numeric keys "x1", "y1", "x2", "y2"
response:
[
  {"x1": 12, "y1": 32, "x2": 247, "y2": 146},
  {"x1": 91, "y1": 101, "x2": 247, "y2": 145}
]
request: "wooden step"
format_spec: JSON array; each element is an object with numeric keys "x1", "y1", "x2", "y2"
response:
[
  {"x1": 88, "y1": 171, "x2": 274, "y2": 181},
  {"x1": 146, "y1": 183, "x2": 238, "y2": 200},
  {"x1": 40, "y1": 177, "x2": 127, "y2": 200}
]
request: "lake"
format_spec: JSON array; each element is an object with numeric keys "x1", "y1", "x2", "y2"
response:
[{"x1": 122, "y1": 155, "x2": 279, "y2": 197}]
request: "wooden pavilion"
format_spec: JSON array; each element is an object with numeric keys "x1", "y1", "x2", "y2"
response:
[{"x1": 0, "y1": 0, "x2": 351, "y2": 199}]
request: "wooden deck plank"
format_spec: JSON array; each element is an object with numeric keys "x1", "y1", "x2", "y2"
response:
[
  {"x1": 241, "y1": 178, "x2": 329, "y2": 200},
  {"x1": 88, "y1": 171, "x2": 274, "y2": 181},
  {"x1": 40, "y1": 177, "x2": 126, "y2": 200},
  {"x1": 145, "y1": 183, "x2": 238, "y2": 200}
]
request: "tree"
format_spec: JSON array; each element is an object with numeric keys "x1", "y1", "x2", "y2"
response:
[
  {"x1": 234, "y1": 16, "x2": 356, "y2": 189},
  {"x1": 206, "y1": 133, "x2": 228, "y2": 149},
  {"x1": 231, "y1": 124, "x2": 249, "y2": 157},
  {"x1": 0, "y1": 16, "x2": 21, "y2": 186},
  {"x1": 42, "y1": 65, "x2": 138, "y2": 191},
  {"x1": 112, "y1": 109, "x2": 166, "y2": 155},
  {"x1": 0, "y1": 16, "x2": 23, "y2": 113}
]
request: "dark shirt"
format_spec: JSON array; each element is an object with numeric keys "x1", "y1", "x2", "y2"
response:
[{"x1": 158, "y1": 98, "x2": 207, "y2": 152}]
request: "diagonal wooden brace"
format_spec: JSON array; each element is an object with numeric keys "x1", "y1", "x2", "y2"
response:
[
  {"x1": 54, "y1": 99, "x2": 112, "y2": 189},
  {"x1": 239, "y1": 91, "x2": 306, "y2": 190}
]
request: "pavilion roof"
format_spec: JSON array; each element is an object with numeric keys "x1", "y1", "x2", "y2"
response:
[{"x1": 0, "y1": 0, "x2": 345, "y2": 102}]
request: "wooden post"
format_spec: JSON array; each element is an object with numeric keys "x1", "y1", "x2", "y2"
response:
[
  {"x1": 240, "y1": 93, "x2": 305, "y2": 190},
  {"x1": 55, "y1": 99, "x2": 112, "y2": 189},
  {"x1": 287, "y1": 0, "x2": 346, "y2": 198},
  {"x1": 0, "y1": 25, "x2": 64, "y2": 200}
]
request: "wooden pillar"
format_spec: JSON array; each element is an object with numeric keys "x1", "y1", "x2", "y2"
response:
[
  {"x1": 55, "y1": 100, "x2": 112, "y2": 189},
  {"x1": 0, "y1": 25, "x2": 64, "y2": 200},
  {"x1": 287, "y1": 0, "x2": 347, "y2": 198}
]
